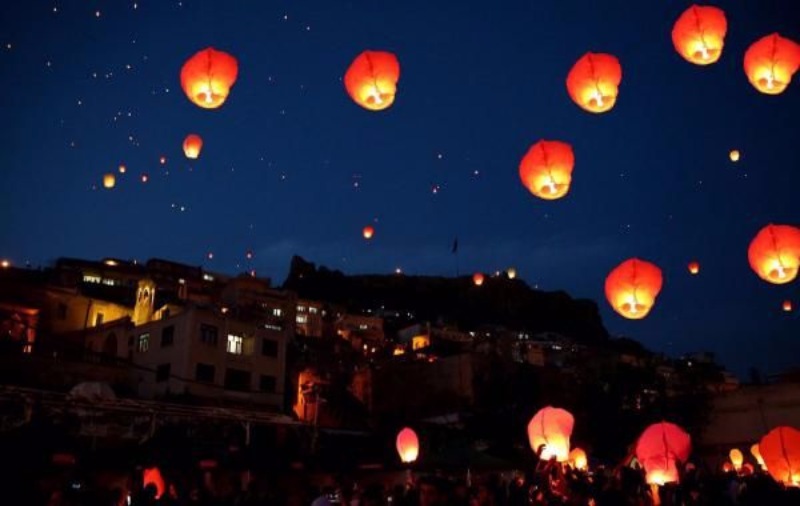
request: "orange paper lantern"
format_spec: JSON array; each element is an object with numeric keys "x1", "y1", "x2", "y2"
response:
[
  {"x1": 748, "y1": 224, "x2": 800, "y2": 285},
  {"x1": 671, "y1": 5, "x2": 727, "y2": 65},
  {"x1": 183, "y1": 134, "x2": 203, "y2": 159},
  {"x1": 636, "y1": 422, "x2": 692, "y2": 485},
  {"x1": 362, "y1": 225, "x2": 374, "y2": 240},
  {"x1": 473, "y1": 273, "x2": 485, "y2": 286},
  {"x1": 344, "y1": 51, "x2": 400, "y2": 111},
  {"x1": 180, "y1": 47, "x2": 239, "y2": 109},
  {"x1": 569, "y1": 448, "x2": 588, "y2": 470},
  {"x1": 760, "y1": 426, "x2": 800, "y2": 487},
  {"x1": 396, "y1": 427, "x2": 419, "y2": 463},
  {"x1": 744, "y1": 34, "x2": 800, "y2": 95},
  {"x1": 729, "y1": 448, "x2": 744, "y2": 471},
  {"x1": 784, "y1": 300, "x2": 794, "y2": 312},
  {"x1": 605, "y1": 258, "x2": 664, "y2": 319},
  {"x1": 103, "y1": 173, "x2": 116, "y2": 189},
  {"x1": 527, "y1": 406, "x2": 575, "y2": 462},
  {"x1": 729, "y1": 150, "x2": 740, "y2": 162},
  {"x1": 518, "y1": 140, "x2": 575, "y2": 200},
  {"x1": 688, "y1": 261, "x2": 700, "y2": 275},
  {"x1": 566, "y1": 52, "x2": 622, "y2": 113},
  {"x1": 143, "y1": 467, "x2": 165, "y2": 499},
  {"x1": 751, "y1": 443, "x2": 767, "y2": 470}
]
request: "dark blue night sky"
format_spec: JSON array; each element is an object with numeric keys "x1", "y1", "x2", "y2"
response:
[{"x1": 2, "y1": 1, "x2": 799, "y2": 377}]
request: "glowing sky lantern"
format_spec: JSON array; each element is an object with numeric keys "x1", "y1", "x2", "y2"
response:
[
  {"x1": 507, "y1": 267, "x2": 517, "y2": 280},
  {"x1": 783, "y1": 300, "x2": 794, "y2": 312},
  {"x1": 569, "y1": 448, "x2": 588, "y2": 470},
  {"x1": 344, "y1": 50, "x2": 400, "y2": 111},
  {"x1": 747, "y1": 224, "x2": 800, "y2": 285},
  {"x1": 518, "y1": 140, "x2": 574, "y2": 200},
  {"x1": 181, "y1": 47, "x2": 239, "y2": 109},
  {"x1": 566, "y1": 52, "x2": 622, "y2": 113},
  {"x1": 527, "y1": 406, "x2": 575, "y2": 462},
  {"x1": 636, "y1": 421, "x2": 692, "y2": 486},
  {"x1": 473, "y1": 272, "x2": 485, "y2": 286},
  {"x1": 729, "y1": 448, "x2": 744, "y2": 471},
  {"x1": 118, "y1": 164, "x2": 127, "y2": 174},
  {"x1": 183, "y1": 134, "x2": 203, "y2": 159},
  {"x1": 729, "y1": 150, "x2": 740, "y2": 162},
  {"x1": 362, "y1": 225, "x2": 374, "y2": 240},
  {"x1": 141, "y1": 173, "x2": 149, "y2": 183},
  {"x1": 759, "y1": 426, "x2": 800, "y2": 487},
  {"x1": 143, "y1": 467, "x2": 165, "y2": 499},
  {"x1": 744, "y1": 34, "x2": 800, "y2": 95},
  {"x1": 103, "y1": 173, "x2": 116, "y2": 189},
  {"x1": 671, "y1": 5, "x2": 727, "y2": 65},
  {"x1": 396, "y1": 427, "x2": 419, "y2": 463},
  {"x1": 751, "y1": 443, "x2": 767, "y2": 470},
  {"x1": 604, "y1": 258, "x2": 663, "y2": 319},
  {"x1": 688, "y1": 261, "x2": 700, "y2": 275}
]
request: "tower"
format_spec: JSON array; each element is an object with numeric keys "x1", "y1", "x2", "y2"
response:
[{"x1": 133, "y1": 279, "x2": 156, "y2": 325}]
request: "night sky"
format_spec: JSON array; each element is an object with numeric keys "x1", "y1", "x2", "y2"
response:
[{"x1": 2, "y1": 1, "x2": 800, "y2": 378}]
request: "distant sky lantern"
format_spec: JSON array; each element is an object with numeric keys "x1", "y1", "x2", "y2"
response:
[
  {"x1": 605, "y1": 258, "x2": 664, "y2": 319},
  {"x1": 751, "y1": 443, "x2": 767, "y2": 470},
  {"x1": 671, "y1": 5, "x2": 727, "y2": 65},
  {"x1": 569, "y1": 448, "x2": 588, "y2": 470},
  {"x1": 507, "y1": 267, "x2": 517, "y2": 279},
  {"x1": 396, "y1": 427, "x2": 419, "y2": 463},
  {"x1": 180, "y1": 47, "x2": 239, "y2": 109},
  {"x1": 362, "y1": 225, "x2": 374, "y2": 240},
  {"x1": 143, "y1": 467, "x2": 165, "y2": 499},
  {"x1": 344, "y1": 50, "x2": 400, "y2": 111},
  {"x1": 183, "y1": 134, "x2": 203, "y2": 159},
  {"x1": 744, "y1": 34, "x2": 800, "y2": 95},
  {"x1": 729, "y1": 448, "x2": 744, "y2": 471},
  {"x1": 103, "y1": 173, "x2": 116, "y2": 189},
  {"x1": 527, "y1": 406, "x2": 575, "y2": 462},
  {"x1": 783, "y1": 300, "x2": 793, "y2": 312},
  {"x1": 159, "y1": 156, "x2": 166, "y2": 165},
  {"x1": 118, "y1": 164, "x2": 127, "y2": 174},
  {"x1": 636, "y1": 421, "x2": 692, "y2": 486},
  {"x1": 760, "y1": 426, "x2": 800, "y2": 487},
  {"x1": 566, "y1": 52, "x2": 622, "y2": 113},
  {"x1": 729, "y1": 150, "x2": 740, "y2": 162},
  {"x1": 688, "y1": 261, "x2": 700, "y2": 275},
  {"x1": 473, "y1": 272, "x2": 485, "y2": 286},
  {"x1": 141, "y1": 173, "x2": 149, "y2": 183},
  {"x1": 747, "y1": 224, "x2": 800, "y2": 284},
  {"x1": 519, "y1": 140, "x2": 575, "y2": 200}
]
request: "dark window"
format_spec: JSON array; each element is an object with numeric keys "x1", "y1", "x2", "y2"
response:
[
  {"x1": 261, "y1": 339, "x2": 278, "y2": 357},
  {"x1": 156, "y1": 363, "x2": 171, "y2": 382},
  {"x1": 200, "y1": 324, "x2": 218, "y2": 346},
  {"x1": 57, "y1": 303, "x2": 67, "y2": 320},
  {"x1": 224, "y1": 368, "x2": 251, "y2": 392},
  {"x1": 94, "y1": 312, "x2": 104, "y2": 326},
  {"x1": 259, "y1": 375, "x2": 277, "y2": 393},
  {"x1": 195, "y1": 363, "x2": 215, "y2": 383},
  {"x1": 161, "y1": 325, "x2": 175, "y2": 347},
  {"x1": 137, "y1": 333, "x2": 150, "y2": 353}
]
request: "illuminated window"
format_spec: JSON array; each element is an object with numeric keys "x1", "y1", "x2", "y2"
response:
[
  {"x1": 272, "y1": 308, "x2": 283, "y2": 317},
  {"x1": 202, "y1": 273, "x2": 214, "y2": 282},
  {"x1": 137, "y1": 334, "x2": 150, "y2": 353},
  {"x1": 296, "y1": 315, "x2": 308, "y2": 324},
  {"x1": 297, "y1": 305, "x2": 306, "y2": 313},
  {"x1": 83, "y1": 275, "x2": 102, "y2": 284},
  {"x1": 309, "y1": 307, "x2": 319, "y2": 314},
  {"x1": 227, "y1": 334, "x2": 243, "y2": 355}
]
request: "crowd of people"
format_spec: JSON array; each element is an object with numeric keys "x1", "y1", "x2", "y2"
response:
[{"x1": 27, "y1": 454, "x2": 800, "y2": 506}]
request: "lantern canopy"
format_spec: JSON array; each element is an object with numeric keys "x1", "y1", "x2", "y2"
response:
[
  {"x1": 143, "y1": 467, "x2": 165, "y2": 499},
  {"x1": 784, "y1": 300, "x2": 794, "y2": 312},
  {"x1": 362, "y1": 225, "x2": 374, "y2": 240},
  {"x1": 729, "y1": 448, "x2": 744, "y2": 471},
  {"x1": 759, "y1": 426, "x2": 800, "y2": 487},
  {"x1": 747, "y1": 224, "x2": 800, "y2": 285},
  {"x1": 688, "y1": 261, "x2": 700, "y2": 275},
  {"x1": 103, "y1": 173, "x2": 116, "y2": 189},
  {"x1": 527, "y1": 406, "x2": 575, "y2": 462},
  {"x1": 344, "y1": 51, "x2": 400, "y2": 111},
  {"x1": 636, "y1": 421, "x2": 691, "y2": 485},
  {"x1": 566, "y1": 52, "x2": 622, "y2": 113},
  {"x1": 604, "y1": 258, "x2": 664, "y2": 319},
  {"x1": 671, "y1": 5, "x2": 727, "y2": 65},
  {"x1": 183, "y1": 134, "x2": 203, "y2": 159},
  {"x1": 180, "y1": 47, "x2": 239, "y2": 109},
  {"x1": 569, "y1": 448, "x2": 588, "y2": 470},
  {"x1": 396, "y1": 427, "x2": 419, "y2": 463},
  {"x1": 518, "y1": 140, "x2": 575, "y2": 200},
  {"x1": 751, "y1": 443, "x2": 767, "y2": 470},
  {"x1": 507, "y1": 267, "x2": 517, "y2": 279},
  {"x1": 744, "y1": 34, "x2": 800, "y2": 95},
  {"x1": 729, "y1": 150, "x2": 740, "y2": 162},
  {"x1": 473, "y1": 273, "x2": 485, "y2": 286}
]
